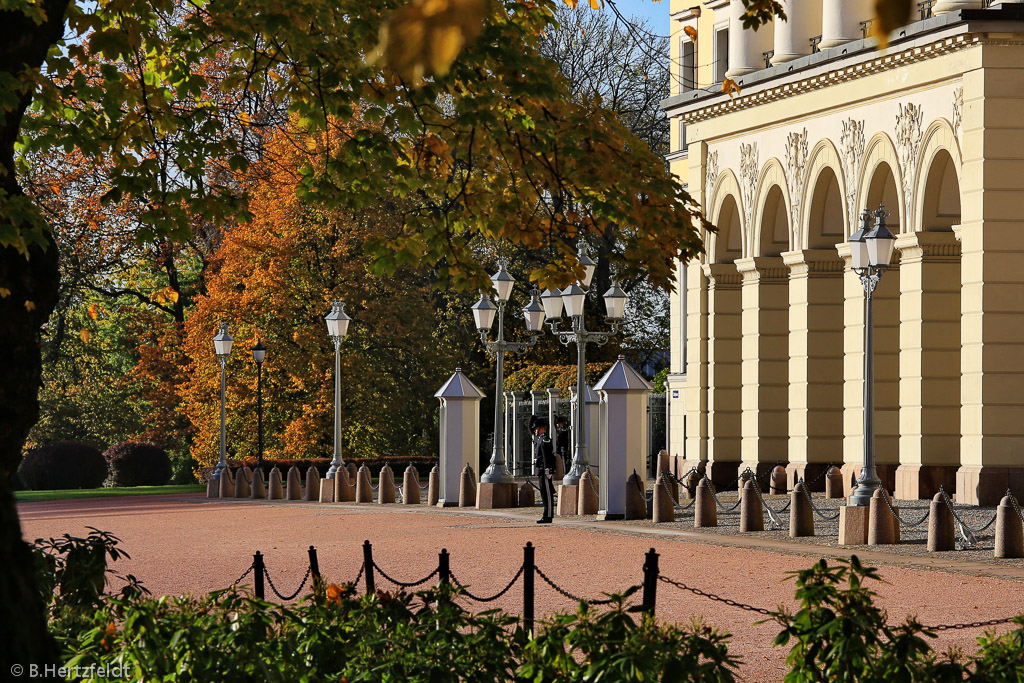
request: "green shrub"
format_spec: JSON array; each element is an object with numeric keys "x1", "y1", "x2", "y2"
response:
[
  {"x1": 169, "y1": 455, "x2": 200, "y2": 484},
  {"x1": 18, "y1": 442, "x2": 107, "y2": 490},
  {"x1": 652, "y1": 367, "x2": 669, "y2": 394},
  {"x1": 103, "y1": 442, "x2": 173, "y2": 487}
]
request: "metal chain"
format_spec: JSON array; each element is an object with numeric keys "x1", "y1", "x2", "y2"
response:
[
  {"x1": 534, "y1": 565, "x2": 616, "y2": 605},
  {"x1": 230, "y1": 564, "x2": 254, "y2": 588},
  {"x1": 372, "y1": 562, "x2": 439, "y2": 588},
  {"x1": 351, "y1": 563, "x2": 364, "y2": 587},
  {"x1": 658, "y1": 575, "x2": 773, "y2": 616},
  {"x1": 658, "y1": 574, "x2": 1018, "y2": 631},
  {"x1": 1010, "y1": 491, "x2": 1024, "y2": 526},
  {"x1": 878, "y1": 486, "x2": 931, "y2": 528},
  {"x1": 662, "y1": 474, "x2": 695, "y2": 510},
  {"x1": 939, "y1": 488, "x2": 995, "y2": 548},
  {"x1": 450, "y1": 565, "x2": 524, "y2": 603},
  {"x1": 799, "y1": 479, "x2": 841, "y2": 521},
  {"x1": 586, "y1": 469, "x2": 600, "y2": 498},
  {"x1": 925, "y1": 616, "x2": 1022, "y2": 631},
  {"x1": 263, "y1": 566, "x2": 311, "y2": 601},
  {"x1": 805, "y1": 464, "x2": 836, "y2": 489},
  {"x1": 748, "y1": 472, "x2": 787, "y2": 529},
  {"x1": 702, "y1": 474, "x2": 742, "y2": 512}
]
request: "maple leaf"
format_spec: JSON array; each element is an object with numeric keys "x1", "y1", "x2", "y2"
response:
[
  {"x1": 80, "y1": 328, "x2": 91, "y2": 343},
  {"x1": 683, "y1": 25, "x2": 698, "y2": 42},
  {"x1": 722, "y1": 78, "x2": 741, "y2": 99}
]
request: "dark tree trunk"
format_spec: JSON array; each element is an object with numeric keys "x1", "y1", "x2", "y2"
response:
[{"x1": 0, "y1": 0, "x2": 74, "y2": 669}]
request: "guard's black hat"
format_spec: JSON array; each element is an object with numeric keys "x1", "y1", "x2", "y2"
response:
[{"x1": 529, "y1": 414, "x2": 549, "y2": 431}]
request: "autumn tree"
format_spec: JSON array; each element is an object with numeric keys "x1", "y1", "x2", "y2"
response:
[{"x1": 180, "y1": 124, "x2": 483, "y2": 468}]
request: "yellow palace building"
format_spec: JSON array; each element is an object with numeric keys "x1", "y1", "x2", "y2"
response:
[{"x1": 661, "y1": 0, "x2": 1024, "y2": 504}]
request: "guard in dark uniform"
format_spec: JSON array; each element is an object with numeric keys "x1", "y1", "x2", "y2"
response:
[{"x1": 531, "y1": 415, "x2": 555, "y2": 523}]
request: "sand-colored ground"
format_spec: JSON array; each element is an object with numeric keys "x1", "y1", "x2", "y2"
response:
[{"x1": 19, "y1": 494, "x2": 1024, "y2": 681}]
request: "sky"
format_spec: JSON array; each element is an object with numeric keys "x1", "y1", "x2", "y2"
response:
[{"x1": 603, "y1": 0, "x2": 671, "y2": 37}]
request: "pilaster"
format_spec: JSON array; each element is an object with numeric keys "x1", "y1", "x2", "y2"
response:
[{"x1": 703, "y1": 262, "x2": 743, "y2": 485}]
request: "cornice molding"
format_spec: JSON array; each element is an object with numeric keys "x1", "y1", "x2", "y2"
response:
[{"x1": 678, "y1": 34, "x2": 984, "y2": 125}]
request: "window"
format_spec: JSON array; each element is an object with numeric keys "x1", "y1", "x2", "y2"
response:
[
  {"x1": 714, "y1": 28, "x2": 729, "y2": 83},
  {"x1": 680, "y1": 39, "x2": 695, "y2": 92},
  {"x1": 678, "y1": 119, "x2": 688, "y2": 155}
]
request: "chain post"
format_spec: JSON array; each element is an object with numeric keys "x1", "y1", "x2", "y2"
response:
[
  {"x1": 362, "y1": 540, "x2": 375, "y2": 594},
  {"x1": 523, "y1": 542, "x2": 535, "y2": 633},
  {"x1": 439, "y1": 548, "x2": 450, "y2": 585},
  {"x1": 254, "y1": 551, "x2": 265, "y2": 600},
  {"x1": 641, "y1": 547, "x2": 659, "y2": 615},
  {"x1": 308, "y1": 545, "x2": 322, "y2": 592}
]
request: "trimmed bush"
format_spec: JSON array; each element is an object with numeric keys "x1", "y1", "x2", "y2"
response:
[
  {"x1": 103, "y1": 442, "x2": 172, "y2": 487},
  {"x1": 18, "y1": 442, "x2": 107, "y2": 490},
  {"x1": 170, "y1": 456, "x2": 200, "y2": 485}
]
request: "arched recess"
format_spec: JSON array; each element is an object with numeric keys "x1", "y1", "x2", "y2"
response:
[
  {"x1": 751, "y1": 158, "x2": 791, "y2": 256},
  {"x1": 857, "y1": 133, "x2": 904, "y2": 231},
  {"x1": 800, "y1": 139, "x2": 848, "y2": 248},
  {"x1": 707, "y1": 169, "x2": 744, "y2": 263},
  {"x1": 913, "y1": 119, "x2": 962, "y2": 233}
]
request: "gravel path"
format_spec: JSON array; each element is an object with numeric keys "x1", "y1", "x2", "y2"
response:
[{"x1": 19, "y1": 493, "x2": 1024, "y2": 682}]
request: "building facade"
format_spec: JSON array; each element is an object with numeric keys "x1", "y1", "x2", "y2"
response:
[{"x1": 662, "y1": 0, "x2": 1024, "y2": 504}]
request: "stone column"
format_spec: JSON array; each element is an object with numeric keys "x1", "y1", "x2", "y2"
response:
[
  {"x1": 895, "y1": 232, "x2": 961, "y2": 499},
  {"x1": 957, "y1": 54, "x2": 1024, "y2": 504},
  {"x1": 703, "y1": 263, "x2": 743, "y2": 485},
  {"x1": 837, "y1": 245, "x2": 901, "y2": 494},
  {"x1": 726, "y1": 0, "x2": 774, "y2": 78},
  {"x1": 771, "y1": 0, "x2": 823, "y2": 64},
  {"x1": 933, "y1": 0, "x2": 982, "y2": 15},
  {"x1": 684, "y1": 259, "x2": 708, "y2": 465},
  {"x1": 784, "y1": 249, "x2": 844, "y2": 489},
  {"x1": 820, "y1": 0, "x2": 873, "y2": 49},
  {"x1": 511, "y1": 390, "x2": 528, "y2": 475},
  {"x1": 735, "y1": 257, "x2": 789, "y2": 481},
  {"x1": 435, "y1": 369, "x2": 485, "y2": 506}
]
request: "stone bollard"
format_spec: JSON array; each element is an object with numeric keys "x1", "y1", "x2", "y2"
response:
[
  {"x1": 656, "y1": 450, "x2": 670, "y2": 479},
  {"x1": 770, "y1": 465, "x2": 787, "y2": 495},
  {"x1": 227, "y1": 467, "x2": 236, "y2": 486},
  {"x1": 234, "y1": 467, "x2": 251, "y2": 498},
  {"x1": 459, "y1": 464, "x2": 477, "y2": 507},
  {"x1": 739, "y1": 479, "x2": 764, "y2": 532},
  {"x1": 696, "y1": 460, "x2": 707, "y2": 475},
  {"x1": 403, "y1": 466, "x2": 421, "y2": 505},
  {"x1": 207, "y1": 477, "x2": 218, "y2": 498},
  {"x1": 319, "y1": 475, "x2": 335, "y2": 503},
  {"x1": 995, "y1": 493, "x2": 1024, "y2": 559},
  {"x1": 427, "y1": 465, "x2": 440, "y2": 506},
  {"x1": 790, "y1": 482, "x2": 814, "y2": 538},
  {"x1": 694, "y1": 478, "x2": 717, "y2": 528},
  {"x1": 378, "y1": 465, "x2": 397, "y2": 504},
  {"x1": 652, "y1": 474, "x2": 674, "y2": 523},
  {"x1": 577, "y1": 471, "x2": 599, "y2": 515},
  {"x1": 218, "y1": 470, "x2": 235, "y2": 499},
  {"x1": 683, "y1": 471, "x2": 699, "y2": 499},
  {"x1": 927, "y1": 491, "x2": 955, "y2": 552},
  {"x1": 825, "y1": 466, "x2": 843, "y2": 499},
  {"x1": 518, "y1": 481, "x2": 535, "y2": 507},
  {"x1": 304, "y1": 466, "x2": 320, "y2": 502},
  {"x1": 355, "y1": 465, "x2": 373, "y2": 503},
  {"x1": 250, "y1": 468, "x2": 266, "y2": 499},
  {"x1": 347, "y1": 462, "x2": 358, "y2": 483},
  {"x1": 868, "y1": 489, "x2": 897, "y2": 545},
  {"x1": 285, "y1": 467, "x2": 302, "y2": 500},
  {"x1": 334, "y1": 466, "x2": 355, "y2": 502},
  {"x1": 625, "y1": 471, "x2": 647, "y2": 520},
  {"x1": 267, "y1": 467, "x2": 284, "y2": 500}
]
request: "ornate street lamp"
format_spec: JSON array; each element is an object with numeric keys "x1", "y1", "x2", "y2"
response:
[
  {"x1": 325, "y1": 300, "x2": 351, "y2": 478},
  {"x1": 474, "y1": 260, "x2": 545, "y2": 484},
  {"x1": 251, "y1": 340, "x2": 267, "y2": 473},
  {"x1": 546, "y1": 244, "x2": 627, "y2": 485},
  {"x1": 847, "y1": 205, "x2": 896, "y2": 506},
  {"x1": 213, "y1": 322, "x2": 234, "y2": 481}
]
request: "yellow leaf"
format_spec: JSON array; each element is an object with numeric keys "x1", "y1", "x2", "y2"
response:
[
  {"x1": 87, "y1": 304, "x2": 100, "y2": 319},
  {"x1": 588, "y1": 0, "x2": 601, "y2": 9},
  {"x1": 167, "y1": 288, "x2": 179, "y2": 303},
  {"x1": 24, "y1": 300, "x2": 36, "y2": 311},
  {"x1": 872, "y1": 0, "x2": 911, "y2": 48},
  {"x1": 80, "y1": 328, "x2": 91, "y2": 343},
  {"x1": 238, "y1": 112, "x2": 252, "y2": 126},
  {"x1": 722, "y1": 78, "x2": 741, "y2": 99},
  {"x1": 563, "y1": 0, "x2": 578, "y2": 7},
  {"x1": 683, "y1": 25, "x2": 698, "y2": 42},
  {"x1": 0, "y1": 288, "x2": 10, "y2": 298}
]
